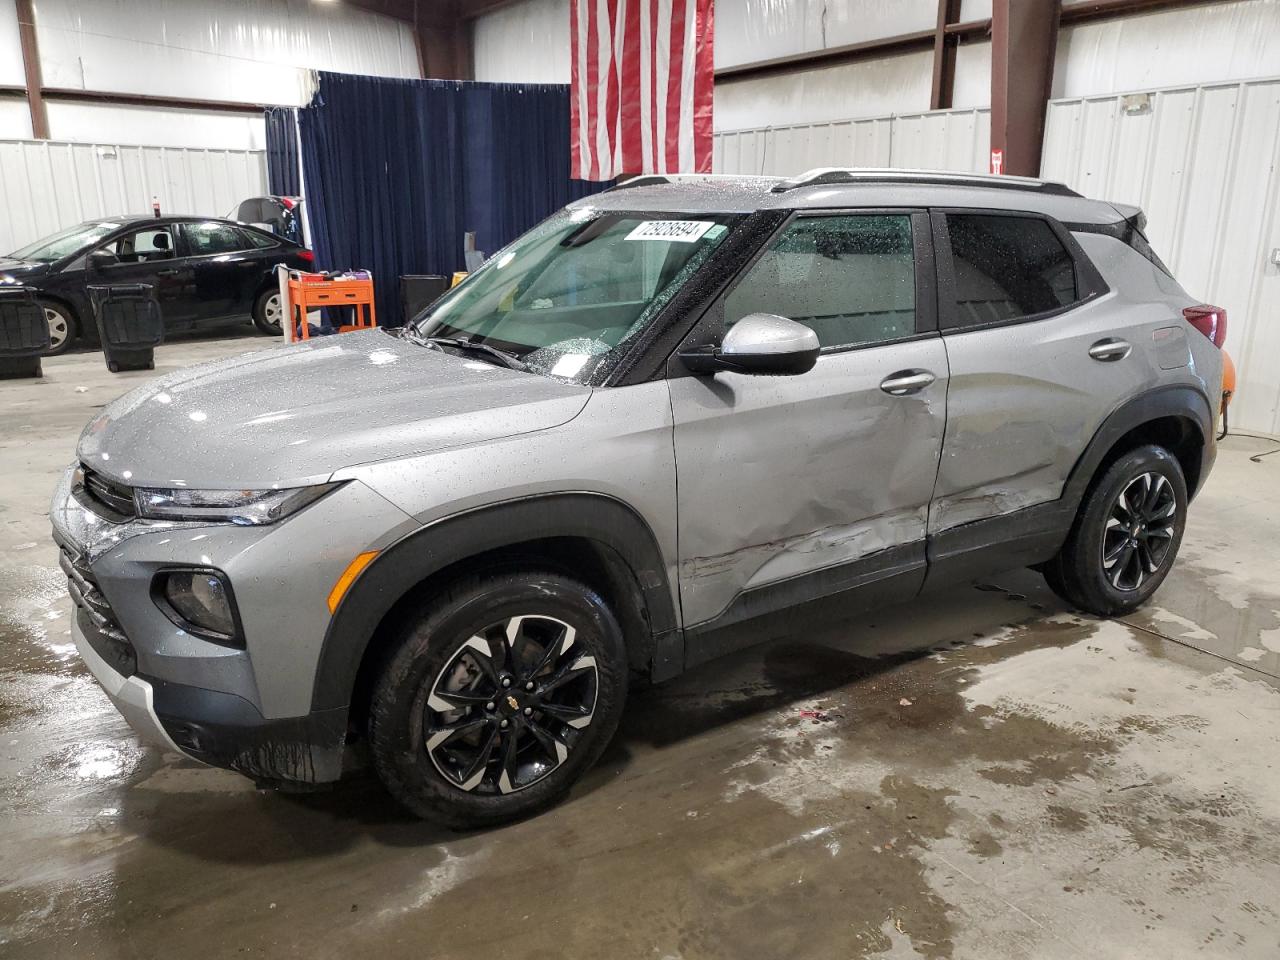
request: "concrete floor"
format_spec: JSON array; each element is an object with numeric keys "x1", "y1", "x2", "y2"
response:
[{"x1": 2, "y1": 334, "x2": 1279, "y2": 959}]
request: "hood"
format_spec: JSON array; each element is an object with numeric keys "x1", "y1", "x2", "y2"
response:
[
  {"x1": 77, "y1": 329, "x2": 592, "y2": 489},
  {"x1": 0, "y1": 258, "x2": 50, "y2": 280}
]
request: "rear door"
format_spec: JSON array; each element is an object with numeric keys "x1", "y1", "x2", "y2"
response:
[
  {"x1": 927, "y1": 209, "x2": 1146, "y2": 541},
  {"x1": 668, "y1": 210, "x2": 948, "y2": 654},
  {"x1": 177, "y1": 220, "x2": 261, "y2": 322}
]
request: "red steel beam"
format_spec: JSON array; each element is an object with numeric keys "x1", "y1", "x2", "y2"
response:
[
  {"x1": 930, "y1": 0, "x2": 964, "y2": 110},
  {"x1": 14, "y1": 0, "x2": 48, "y2": 139},
  {"x1": 990, "y1": 0, "x2": 1060, "y2": 177}
]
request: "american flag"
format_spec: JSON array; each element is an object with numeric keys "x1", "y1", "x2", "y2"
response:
[{"x1": 570, "y1": 0, "x2": 715, "y2": 181}]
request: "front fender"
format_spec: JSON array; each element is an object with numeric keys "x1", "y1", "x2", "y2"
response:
[{"x1": 310, "y1": 492, "x2": 679, "y2": 713}]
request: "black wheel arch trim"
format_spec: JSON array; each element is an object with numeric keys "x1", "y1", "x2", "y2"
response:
[
  {"x1": 311, "y1": 492, "x2": 677, "y2": 713},
  {"x1": 1061, "y1": 382, "x2": 1214, "y2": 507}
]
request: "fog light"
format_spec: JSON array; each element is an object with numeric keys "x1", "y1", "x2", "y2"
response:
[{"x1": 158, "y1": 569, "x2": 238, "y2": 641}]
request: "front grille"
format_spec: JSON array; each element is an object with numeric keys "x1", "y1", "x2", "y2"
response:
[
  {"x1": 78, "y1": 466, "x2": 137, "y2": 522},
  {"x1": 55, "y1": 533, "x2": 137, "y2": 677}
]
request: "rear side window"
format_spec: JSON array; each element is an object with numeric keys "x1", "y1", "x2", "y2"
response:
[
  {"x1": 184, "y1": 221, "x2": 246, "y2": 256},
  {"x1": 241, "y1": 229, "x2": 277, "y2": 250},
  {"x1": 944, "y1": 214, "x2": 1077, "y2": 326},
  {"x1": 725, "y1": 214, "x2": 916, "y2": 349}
]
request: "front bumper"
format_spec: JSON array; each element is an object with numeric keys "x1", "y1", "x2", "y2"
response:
[
  {"x1": 72, "y1": 610, "x2": 186, "y2": 756},
  {"x1": 52, "y1": 462, "x2": 417, "y2": 784},
  {"x1": 73, "y1": 608, "x2": 348, "y2": 782}
]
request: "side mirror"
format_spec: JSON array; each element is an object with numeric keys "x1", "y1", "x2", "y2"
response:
[
  {"x1": 679, "y1": 313, "x2": 820, "y2": 376},
  {"x1": 88, "y1": 249, "x2": 119, "y2": 270}
]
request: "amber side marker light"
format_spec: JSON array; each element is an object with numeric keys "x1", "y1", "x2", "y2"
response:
[{"x1": 328, "y1": 550, "x2": 379, "y2": 614}]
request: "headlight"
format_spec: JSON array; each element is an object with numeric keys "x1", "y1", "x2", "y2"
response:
[
  {"x1": 133, "y1": 481, "x2": 344, "y2": 525},
  {"x1": 157, "y1": 569, "x2": 239, "y2": 641}
]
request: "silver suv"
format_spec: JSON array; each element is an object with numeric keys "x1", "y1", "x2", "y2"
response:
[{"x1": 52, "y1": 170, "x2": 1224, "y2": 827}]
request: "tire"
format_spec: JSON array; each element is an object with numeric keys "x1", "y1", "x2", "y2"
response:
[
  {"x1": 251, "y1": 288, "x2": 284, "y2": 336},
  {"x1": 369, "y1": 570, "x2": 627, "y2": 828},
  {"x1": 39, "y1": 300, "x2": 75, "y2": 356},
  {"x1": 1043, "y1": 444, "x2": 1188, "y2": 617}
]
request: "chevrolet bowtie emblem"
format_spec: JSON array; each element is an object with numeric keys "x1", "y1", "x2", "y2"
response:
[{"x1": 507, "y1": 695, "x2": 519, "y2": 711}]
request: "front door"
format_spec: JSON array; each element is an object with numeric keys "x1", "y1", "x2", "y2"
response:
[
  {"x1": 668, "y1": 211, "x2": 948, "y2": 659},
  {"x1": 87, "y1": 224, "x2": 195, "y2": 324}
]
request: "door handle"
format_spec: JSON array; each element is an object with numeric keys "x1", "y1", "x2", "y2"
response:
[
  {"x1": 879, "y1": 369, "x2": 936, "y2": 396},
  {"x1": 156, "y1": 268, "x2": 180, "y2": 277},
  {"x1": 1088, "y1": 338, "x2": 1132, "y2": 361}
]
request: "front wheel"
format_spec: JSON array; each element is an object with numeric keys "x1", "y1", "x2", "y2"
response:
[
  {"x1": 369, "y1": 571, "x2": 627, "y2": 828},
  {"x1": 40, "y1": 301, "x2": 75, "y2": 356},
  {"x1": 252, "y1": 288, "x2": 283, "y2": 335},
  {"x1": 1044, "y1": 444, "x2": 1188, "y2": 617}
]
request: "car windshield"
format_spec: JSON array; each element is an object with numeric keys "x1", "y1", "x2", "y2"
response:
[
  {"x1": 10, "y1": 221, "x2": 123, "y2": 263},
  {"x1": 411, "y1": 210, "x2": 741, "y2": 383}
]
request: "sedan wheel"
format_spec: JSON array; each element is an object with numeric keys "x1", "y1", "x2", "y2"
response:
[
  {"x1": 263, "y1": 293, "x2": 282, "y2": 328},
  {"x1": 42, "y1": 304, "x2": 73, "y2": 356},
  {"x1": 252, "y1": 289, "x2": 284, "y2": 335}
]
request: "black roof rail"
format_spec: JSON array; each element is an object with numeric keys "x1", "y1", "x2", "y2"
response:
[
  {"x1": 604, "y1": 173, "x2": 775, "y2": 193},
  {"x1": 770, "y1": 168, "x2": 1082, "y2": 198}
]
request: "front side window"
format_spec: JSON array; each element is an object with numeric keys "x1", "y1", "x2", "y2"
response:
[
  {"x1": 945, "y1": 214, "x2": 1077, "y2": 326},
  {"x1": 105, "y1": 227, "x2": 174, "y2": 263},
  {"x1": 414, "y1": 211, "x2": 740, "y2": 383},
  {"x1": 184, "y1": 221, "x2": 246, "y2": 256},
  {"x1": 724, "y1": 214, "x2": 917, "y2": 349}
]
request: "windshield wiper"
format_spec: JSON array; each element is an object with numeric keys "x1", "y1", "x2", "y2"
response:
[{"x1": 421, "y1": 335, "x2": 528, "y2": 372}]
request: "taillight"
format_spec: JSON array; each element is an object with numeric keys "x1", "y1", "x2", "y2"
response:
[
  {"x1": 1184, "y1": 304, "x2": 1227, "y2": 348},
  {"x1": 298, "y1": 249, "x2": 315, "y2": 264}
]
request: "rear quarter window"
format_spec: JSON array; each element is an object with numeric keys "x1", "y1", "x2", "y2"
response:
[{"x1": 944, "y1": 214, "x2": 1079, "y2": 327}]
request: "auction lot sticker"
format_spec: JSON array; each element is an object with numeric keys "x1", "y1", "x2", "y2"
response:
[{"x1": 626, "y1": 220, "x2": 715, "y2": 242}]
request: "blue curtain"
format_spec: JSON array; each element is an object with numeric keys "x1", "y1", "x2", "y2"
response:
[
  {"x1": 263, "y1": 107, "x2": 301, "y2": 197},
  {"x1": 297, "y1": 72, "x2": 608, "y2": 326}
]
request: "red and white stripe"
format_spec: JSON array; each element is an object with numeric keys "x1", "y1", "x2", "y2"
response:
[{"x1": 571, "y1": 0, "x2": 714, "y2": 181}]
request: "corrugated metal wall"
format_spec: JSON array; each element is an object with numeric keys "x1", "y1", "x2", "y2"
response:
[
  {"x1": 1042, "y1": 78, "x2": 1280, "y2": 437},
  {"x1": 0, "y1": 140, "x2": 267, "y2": 254},
  {"x1": 713, "y1": 108, "x2": 990, "y2": 176}
]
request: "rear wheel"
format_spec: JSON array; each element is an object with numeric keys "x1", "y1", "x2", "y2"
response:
[
  {"x1": 1044, "y1": 444, "x2": 1187, "y2": 616},
  {"x1": 252, "y1": 289, "x2": 283, "y2": 335},
  {"x1": 40, "y1": 301, "x2": 75, "y2": 356},
  {"x1": 369, "y1": 571, "x2": 627, "y2": 828}
]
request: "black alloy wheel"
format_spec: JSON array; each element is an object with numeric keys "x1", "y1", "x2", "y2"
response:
[
  {"x1": 424, "y1": 614, "x2": 598, "y2": 794},
  {"x1": 1101, "y1": 472, "x2": 1177, "y2": 592},
  {"x1": 369, "y1": 570, "x2": 626, "y2": 827},
  {"x1": 1043, "y1": 444, "x2": 1188, "y2": 617}
]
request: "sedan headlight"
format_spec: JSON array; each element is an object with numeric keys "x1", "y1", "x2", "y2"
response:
[{"x1": 134, "y1": 482, "x2": 343, "y2": 525}]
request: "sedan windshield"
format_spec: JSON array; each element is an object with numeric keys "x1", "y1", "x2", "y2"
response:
[
  {"x1": 412, "y1": 210, "x2": 741, "y2": 383},
  {"x1": 10, "y1": 221, "x2": 122, "y2": 262}
]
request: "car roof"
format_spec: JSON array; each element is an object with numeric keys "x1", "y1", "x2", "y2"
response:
[
  {"x1": 568, "y1": 169, "x2": 1124, "y2": 224},
  {"x1": 84, "y1": 215, "x2": 246, "y2": 228}
]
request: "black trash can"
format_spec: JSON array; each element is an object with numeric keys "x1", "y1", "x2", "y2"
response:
[
  {"x1": 88, "y1": 284, "x2": 164, "y2": 373},
  {"x1": 400, "y1": 274, "x2": 449, "y2": 326},
  {"x1": 0, "y1": 286, "x2": 51, "y2": 379}
]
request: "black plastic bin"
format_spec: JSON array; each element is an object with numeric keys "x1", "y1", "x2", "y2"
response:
[
  {"x1": 88, "y1": 284, "x2": 164, "y2": 373},
  {"x1": 0, "y1": 286, "x2": 51, "y2": 379},
  {"x1": 400, "y1": 274, "x2": 449, "y2": 326}
]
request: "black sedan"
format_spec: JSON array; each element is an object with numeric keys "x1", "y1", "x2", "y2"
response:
[{"x1": 0, "y1": 216, "x2": 314, "y2": 355}]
